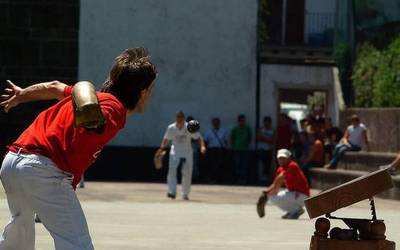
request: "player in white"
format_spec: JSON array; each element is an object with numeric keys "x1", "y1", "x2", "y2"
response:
[{"x1": 159, "y1": 111, "x2": 206, "y2": 200}]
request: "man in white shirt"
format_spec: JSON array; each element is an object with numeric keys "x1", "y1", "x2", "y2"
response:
[
  {"x1": 325, "y1": 115, "x2": 369, "y2": 169},
  {"x1": 204, "y1": 117, "x2": 228, "y2": 183},
  {"x1": 257, "y1": 116, "x2": 274, "y2": 184},
  {"x1": 159, "y1": 111, "x2": 206, "y2": 200}
]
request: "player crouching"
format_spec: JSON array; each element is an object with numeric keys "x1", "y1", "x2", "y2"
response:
[{"x1": 257, "y1": 149, "x2": 310, "y2": 219}]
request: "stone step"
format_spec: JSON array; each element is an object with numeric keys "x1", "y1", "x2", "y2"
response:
[
  {"x1": 309, "y1": 168, "x2": 400, "y2": 200},
  {"x1": 336, "y1": 151, "x2": 397, "y2": 172}
]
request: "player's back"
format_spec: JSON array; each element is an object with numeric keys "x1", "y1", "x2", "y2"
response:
[{"x1": 12, "y1": 88, "x2": 127, "y2": 187}]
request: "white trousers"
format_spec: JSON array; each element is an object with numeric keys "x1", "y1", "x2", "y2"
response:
[
  {"x1": 0, "y1": 152, "x2": 94, "y2": 250},
  {"x1": 269, "y1": 189, "x2": 307, "y2": 214},
  {"x1": 167, "y1": 154, "x2": 193, "y2": 197}
]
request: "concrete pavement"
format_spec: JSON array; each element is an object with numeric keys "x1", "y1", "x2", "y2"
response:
[{"x1": 0, "y1": 182, "x2": 398, "y2": 250}]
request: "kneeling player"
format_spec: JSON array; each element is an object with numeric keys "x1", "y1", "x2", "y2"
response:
[{"x1": 257, "y1": 149, "x2": 310, "y2": 219}]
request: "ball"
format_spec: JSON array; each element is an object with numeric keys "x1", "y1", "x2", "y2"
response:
[{"x1": 187, "y1": 120, "x2": 200, "y2": 133}]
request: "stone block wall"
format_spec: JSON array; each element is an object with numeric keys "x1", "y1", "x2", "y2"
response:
[{"x1": 0, "y1": 0, "x2": 79, "y2": 155}]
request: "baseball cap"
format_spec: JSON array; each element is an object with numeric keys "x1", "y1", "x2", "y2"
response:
[{"x1": 277, "y1": 149, "x2": 291, "y2": 159}]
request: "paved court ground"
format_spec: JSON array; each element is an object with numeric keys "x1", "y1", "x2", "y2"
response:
[{"x1": 0, "y1": 182, "x2": 398, "y2": 250}]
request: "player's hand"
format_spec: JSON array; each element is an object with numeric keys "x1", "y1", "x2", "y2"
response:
[
  {"x1": 0, "y1": 80, "x2": 23, "y2": 112},
  {"x1": 200, "y1": 146, "x2": 206, "y2": 155}
]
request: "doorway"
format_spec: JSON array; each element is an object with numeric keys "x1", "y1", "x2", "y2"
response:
[{"x1": 278, "y1": 88, "x2": 327, "y2": 131}]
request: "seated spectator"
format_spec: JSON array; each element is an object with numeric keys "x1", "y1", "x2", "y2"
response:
[
  {"x1": 323, "y1": 118, "x2": 343, "y2": 161},
  {"x1": 204, "y1": 117, "x2": 228, "y2": 183},
  {"x1": 262, "y1": 149, "x2": 310, "y2": 219},
  {"x1": 301, "y1": 132, "x2": 324, "y2": 180},
  {"x1": 325, "y1": 115, "x2": 369, "y2": 169}
]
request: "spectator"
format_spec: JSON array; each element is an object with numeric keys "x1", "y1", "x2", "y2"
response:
[
  {"x1": 301, "y1": 132, "x2": 324, "y2": 180},
  {"x1": 262, "y1": 149, "x2": 310, "y2": 219},
  {"x1": 276, "y1": 113, "x2": 293, "y2": 150},
  {"x1": 256, "y1": 116, "x2": 274, "y2": 184},
  {"x1": 310, "y1": 106, "x2": 326, "y2": 140},
  {"x1": 325, "y1": 115, "x2": 369, "y2": 169},
  {"x1": 230, "y1": 114, "x2": 252, "y2": 184},
  {"x1": 291, "y1": 131, "x2": 303, "y2": 161},
  {"x1": 324, "y1": 118, "x2": 343, "y2": 161},
  {"x1": 204, "y1": 117, "x2": 228, "y2": 183}
]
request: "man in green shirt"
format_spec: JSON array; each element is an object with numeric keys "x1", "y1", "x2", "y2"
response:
[{"x1": 230, "y1": 114, "x2": 252, "y2": 184}]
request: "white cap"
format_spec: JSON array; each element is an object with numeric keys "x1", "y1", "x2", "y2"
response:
[{"x1": 277, "y1": 149, "x2": 291, "y2": 159}]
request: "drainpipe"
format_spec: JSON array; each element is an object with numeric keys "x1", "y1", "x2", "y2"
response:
[
  {"x1": 281, "y1": 0, "x2": 287, "y2": 46},
  {"x1": 255, "y1": 0, "x2": 262, "y2": 149}
]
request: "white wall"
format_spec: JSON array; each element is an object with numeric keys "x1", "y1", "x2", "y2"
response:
[
  {"x1": 260, "y1": 64, "x2": 340, "y2": 126},
  {"x1": 79, "y1": 0, "x2": 258, "y2": 147}
]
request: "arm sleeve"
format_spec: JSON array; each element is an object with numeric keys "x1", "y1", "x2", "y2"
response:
[
  {"x1": 361, "y1": 124, "x2": 367, "y2": 130},
  {"x1": 164, "y1": 127, "x2": 172, "y2": 140},
  {"x1": 191, "y1": 131, "x2": 201, "y2": 140},
  {"x1": 64, "y1": 85, "x2": 73, "y2": 97}
]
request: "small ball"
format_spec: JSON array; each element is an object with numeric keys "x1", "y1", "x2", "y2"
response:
[
  {"x1": 315, "y1": 217, "x2": 330, "y2": 235},
  {"x1": 187, "y1": 120, "x2": 200, "y2": 133}
]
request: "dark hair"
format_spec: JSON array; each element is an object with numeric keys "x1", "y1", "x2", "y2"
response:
[
  {"x1": 186, "y1": 116, "x2": 194, "y2": 122},
  {"x1": 237, "y1": 114, "x2": 246, "y2": 121},
  {"x1": 263, "y1": 116, "x2": 271, "y2": 122},
  {"x1": 100, "y1": 47, "x2": 157, "y2": 110},
  {"x1": 176, "y1": 111, "x2": 185, "y2": 118},
  {"x1": 351, "y1": 114, "x2": 359, "y2": 121}
]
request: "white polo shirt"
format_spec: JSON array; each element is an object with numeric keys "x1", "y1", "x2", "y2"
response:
[
  {"x1": 347, "y1": 123, "x2": 367, "y2": 147},
  {"x1": 164, "y1": 122, "x2": 201, "y2": 156}
]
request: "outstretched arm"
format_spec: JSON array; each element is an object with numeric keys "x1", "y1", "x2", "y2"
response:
[
  {"x1": 265, "y1": 173, "x2": 285, "y2": 195},
  {"x1": 197, "y1": 136, "x2": 206, "y2": 154},
  {"x1": 159, "y1": 138, "x2": 170, "y2": 150},
  {"x1": 1, "y1": 80, "x2": 67, "y2": 112}
]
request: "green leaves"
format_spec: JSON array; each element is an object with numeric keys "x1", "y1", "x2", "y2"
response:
[{"x1": 352, "y1": 36, "x2": 400, "y2": 107}]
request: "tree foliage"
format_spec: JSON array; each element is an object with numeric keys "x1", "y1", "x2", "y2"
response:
[{"x1": 352, "y1": 36, "x2": 400, "y2": 107}]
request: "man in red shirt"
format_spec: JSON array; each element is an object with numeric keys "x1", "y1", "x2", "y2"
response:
[
  {"x1": 262, "y1": 149, "x2": 310, "y2": 219},
  {"x1": 0, "y1": 48, "x2": 157, "y2": 250}
]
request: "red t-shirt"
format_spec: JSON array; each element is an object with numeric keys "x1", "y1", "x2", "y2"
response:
[
  {"x1": 12, "y1": 86, "x2": 127, "y2": 188},
  {"x1": 276, "y1": 160, "x2": 310, "y2": 196}
]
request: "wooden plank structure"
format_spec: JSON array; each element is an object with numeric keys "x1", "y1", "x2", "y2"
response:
[{"x1": 305, "y1": 167, "x2": 396, "y2": 250}]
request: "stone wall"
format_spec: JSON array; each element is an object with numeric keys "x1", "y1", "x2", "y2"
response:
[
  {"x1": 340, "y1": 108, "x2": 400, "y2": 153},
  {"x1": 79, "y1": 0, "x2": 258, "y2": 147},
  {"x1": 0, "y1": 0, "x2": 79, "y2": 154}
]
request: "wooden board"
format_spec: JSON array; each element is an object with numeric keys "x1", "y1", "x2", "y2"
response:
[{"x1": 305, "y1": 167, "x2": 394, "y2": 219}]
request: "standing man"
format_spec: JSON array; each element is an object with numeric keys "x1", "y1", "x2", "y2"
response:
[
  {"x1": 204, "y1": 117, "x2": 228, "y2": 183},
  {"x1": 325, "y1": 114, "x2": 369, "y2": 169},
  {"x1": 159, "y1": 111, "x2": 206, "y2": 200},
  {"x1": 230, "y1": 114, "x2": 252, "y2": 184},
  {"x1": 257, "y1": 149, "x2": 310, "y2": 219},
  {"x1": 256, "y1": 116, "x2": 274, "y2": 184},
  {"x1": 0, "y1": 48, "x2": 157, "y2": 249}
]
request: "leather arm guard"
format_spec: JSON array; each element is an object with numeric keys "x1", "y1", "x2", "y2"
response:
[{"x1": 71, "y1": 81, "x2": 105, "y2": 129}]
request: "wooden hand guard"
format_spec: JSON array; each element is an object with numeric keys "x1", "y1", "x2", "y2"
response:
[{"x1": 72, "y1": 81, "x2": 105, "y2": 129}]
